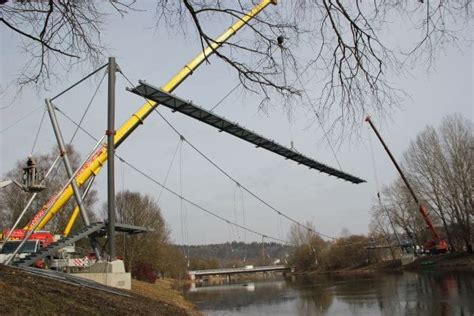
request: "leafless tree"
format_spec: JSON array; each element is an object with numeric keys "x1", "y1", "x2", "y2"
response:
[
  {"x1": 372, "y1": 114, "x2": 473, "y2": 252},
  {"x1": 288, "y1": 221, "x2": 327, "y2": 271},
  {"x1": 107, "y1": 190, "x2": 187, "y2": 277},
  {"x1": 369, "y1": 204, "x2": 397, "y2": 259},
  {"x1": 404, "y1": 114, "x2": 473, "y2": 252},
  {"x1": 0, "y1": 145, "x2": 98, "y2": 233},
  {"x1": 1, "y1": 0, "x2": 471, "y2": 134},
  {"x1": 379, "y1": 179, "x2": 430, "y2": 247},
  {"x1": 324, "y1": 234, "x2": 369, "y2": 269}
]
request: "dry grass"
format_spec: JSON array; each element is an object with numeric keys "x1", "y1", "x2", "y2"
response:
[
  {"x1": 0, "y1": 265, "x2": 195, "y2": 315},
  {"x1": 132, "y1": 279, "x2": 201, "y2": 315}
]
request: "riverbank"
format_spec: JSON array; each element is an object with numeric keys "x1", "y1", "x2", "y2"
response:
[
  {"x1": 0, "y1": 265, "x2": 199, "y2": 315},
  {"x1": 404, "y1": 252, "x2": 474, "y2": 271},
  {"x1": 303, "y1": 252, "x2": 474, "y2": 276}
]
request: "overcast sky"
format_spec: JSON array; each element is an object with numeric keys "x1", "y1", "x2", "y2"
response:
[{"x1": 1, "y1": 3, "x2": 472, "y2": 245}]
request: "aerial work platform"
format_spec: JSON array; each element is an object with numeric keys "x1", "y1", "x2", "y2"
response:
[{"x1": 128, "y1": 81, "x2": 365, "y2": 184}]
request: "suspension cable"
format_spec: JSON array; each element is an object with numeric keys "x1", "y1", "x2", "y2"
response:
[
  {"x1": 117, "y1": 154, "x2": 291, "y2": 244},
  {"x1": 52, "y1": 109, "x2": 387, "y2": 249},
  {"x1": 69, "y1": 70, "x2": 107, "y2": 143},
  {"x1": 29, "y1": 106, "x2": 47, "y2": 155},
  {"x1": 0, "y1": 105, "x2": 43, "y2": 134},
  {"x1": 53, "y1": 73, "x2": 387, "y2": 249},
  {"x1": 232, "y1": 184, "x2": 240, "y2": 241},
  {"x1": 157, "y1": 137, "x2": 182, "y2": 203},
  {"x1": 55, "y1": 107, "x2": 100, "y2": 142},
  {"x1": 53, "y1": 101, "x2": 291, "y2": 244},
  {"x1": 210, "y1": 83, "x2": 241, "y2": 112},
  {"x1": 238, "y1": 184, "x2": 247, "y2": 242},
  {"x1": 153, "y1": 109, "x2": 336, "y2": 240},
  {"x1": 43, "y1": 70, "x2": 106, "y2": 185},
  {"x1": 178, "y1": 140, "x2": 190, "y2": 260},
  {"x1": 51, "y1": 63, "x2": 108, "y2": 101}
]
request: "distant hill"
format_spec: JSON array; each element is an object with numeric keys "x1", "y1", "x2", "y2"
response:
[{"x1": 181, "y1": 242, "x2": 294, "y2": 269}]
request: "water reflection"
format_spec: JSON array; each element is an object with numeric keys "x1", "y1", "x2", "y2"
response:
[{"x1": 184, "y1": 270, "x2": 474, "y2": 315}]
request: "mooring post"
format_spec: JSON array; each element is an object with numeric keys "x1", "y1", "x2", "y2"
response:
[{"x1": 107, "y1": 57, "x2": 117, "y2": 261}]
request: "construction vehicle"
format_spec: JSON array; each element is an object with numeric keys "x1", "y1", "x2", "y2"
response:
[
  {"x1": 0, "y1": 157, "x2": 54, "y2": 266},
  {"x1": 365, "y1": 116, "x2": 448, "y2": 254},
  {"x1": 0, "y1": 0, "x2": 279, "y2": 268},
  {"x1": 0, "y1": 240, "x2": 41, "y2": 265}
]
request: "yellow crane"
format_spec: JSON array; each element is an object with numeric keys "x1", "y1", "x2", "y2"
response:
[{"x1": 22, "y1": 0, "x2": 278, "y2": 235}]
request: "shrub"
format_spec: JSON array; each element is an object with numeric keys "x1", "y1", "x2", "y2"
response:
[{"x1": 132, "y1": 262, "x2": 158, "y2": 284}]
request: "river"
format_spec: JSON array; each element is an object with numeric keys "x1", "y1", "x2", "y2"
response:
[{"x1": 183, "y1": 270, "x2": 474, "y2": 315}]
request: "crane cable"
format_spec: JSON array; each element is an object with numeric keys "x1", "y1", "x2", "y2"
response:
[
  {"x1": 277, "y1": 34, "x2": 341, "y2": 170},
  {"x1": 293, "y1": 72, "x2": 343, "y2": 171},
  {"x1": 366, "y1": 124, "x2": 402, "y2": 247},
  {"x1": 366, "y1": 125, "x2": 381, "y2": 192},
  {"x1": 209, "y1": 46, "x2": 279, "y2": 113}
]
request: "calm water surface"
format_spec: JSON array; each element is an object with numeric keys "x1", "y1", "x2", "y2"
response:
[{"x1": 183, "y1": 270, "x2": 474, "y2": 315}]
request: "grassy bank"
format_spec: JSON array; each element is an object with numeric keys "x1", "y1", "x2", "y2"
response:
[
  {"x1": 0, "y1": 265, "x2": 199, "y2": 315},
  {"x1": 132, "y1": 279, "x2": 200, "y2": 315}
]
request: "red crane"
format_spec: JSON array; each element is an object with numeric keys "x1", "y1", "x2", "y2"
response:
[{"x1": 365, "y1": 116, "x2": 448, "y2": 254}]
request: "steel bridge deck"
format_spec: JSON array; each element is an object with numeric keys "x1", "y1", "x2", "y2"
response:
[{"x1": 128, "y1": 81, "x2": 366, "y2": 184}]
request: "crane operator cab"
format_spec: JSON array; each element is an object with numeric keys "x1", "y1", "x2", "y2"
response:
[{"x1": 21, "y1": 156, "x2": 46, "y2": 193}]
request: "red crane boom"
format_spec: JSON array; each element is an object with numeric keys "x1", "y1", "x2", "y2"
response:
[{"x1": 365, "y1": 116, "x2": 448, "y2": 253}]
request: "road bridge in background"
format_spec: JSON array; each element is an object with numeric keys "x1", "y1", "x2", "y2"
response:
[{"x1": 188, "y1": 265, "x2": 293, "y2": 282}]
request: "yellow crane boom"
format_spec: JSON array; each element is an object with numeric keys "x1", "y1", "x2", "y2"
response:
[{"x1": 26, "y1": 0, "x2": 277, "y2": 232}]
